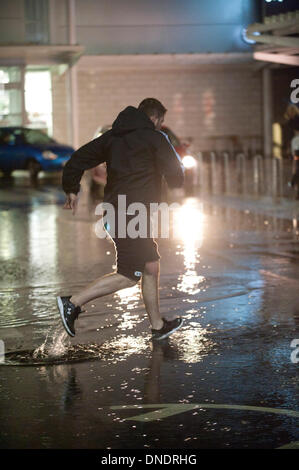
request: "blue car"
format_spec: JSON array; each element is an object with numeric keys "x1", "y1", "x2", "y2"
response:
[{"x1": 0, "y1": 127, "x2": 74, "y2": 178}]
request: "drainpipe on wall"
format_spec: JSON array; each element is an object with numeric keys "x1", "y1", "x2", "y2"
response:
[
  {"x1": 262, "y1": 66, "x2": 273, "y2": 196},
  {"x1": 21, "y1": 65, "x2": 26, "y2": 126},
  {"x1": 67, "y1": 0, "x2": 79, "y2": 149},
  {"x1": 263, "y1": 66, "x2": 273, "y2": 160}
]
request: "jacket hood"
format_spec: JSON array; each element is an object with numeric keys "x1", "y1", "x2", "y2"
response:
[{"x1": 112, "y1": 106, "x2": 155, "y2": 136}]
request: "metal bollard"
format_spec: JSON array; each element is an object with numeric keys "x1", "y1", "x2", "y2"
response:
[
  {"x1": 278, "y1": 158, "x2": 283, "y2": 197},
  {"x1": 253, "y1": 154, "x2": 264, "y2": 196},
  {"x1": 196, "y1": 152, "x2": 204, "y2": 194},
  {"x1": 272, "y1": 157, "x2": 283, "y2": 198},
  {"x1": 210, "y1": 151, "x2": 217, "y2": 195},
  {"x1": 272, "y1": 158, "x2": 277, "y2": 197},
  {"x1": 222, "y1": 152, "x2": 230, "y2": 194},
  {"x1": 236, "y1": 153, "x2": 246, "y2": 195}
]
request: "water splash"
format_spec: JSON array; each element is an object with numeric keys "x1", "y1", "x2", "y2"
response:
[{"x1": 33, "y1": 321, "x2": 70, "y2": 359}]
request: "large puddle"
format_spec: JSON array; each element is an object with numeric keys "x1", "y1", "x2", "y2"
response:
[{"x1": 1, "y1": 343, "x2": 108, "y2": 366}]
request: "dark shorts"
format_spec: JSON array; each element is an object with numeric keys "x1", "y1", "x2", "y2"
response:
[
  {"x1": 112, "y1": 236, "x2": 160, "y2": 281},
  {"x1": 105, "y1": 212, "x2": 160, "y2": 281}
]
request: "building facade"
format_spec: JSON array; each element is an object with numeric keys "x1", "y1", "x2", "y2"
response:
[{"x1": 0, "y1": 0, "x2": 267, "y2": 153}]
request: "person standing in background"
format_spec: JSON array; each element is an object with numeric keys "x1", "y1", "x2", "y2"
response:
[{"x1": 284, "y1": 104, "x2": 299, "y2": 199}]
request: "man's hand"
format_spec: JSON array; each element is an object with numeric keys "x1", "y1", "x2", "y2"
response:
[{"x1": 63, "y1": 193, "x2": 78, "y2": 215}]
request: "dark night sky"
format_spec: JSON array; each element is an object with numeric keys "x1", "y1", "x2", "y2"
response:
[{"x1": 264, "y1": 0, "x2": 299, "y2": 16}]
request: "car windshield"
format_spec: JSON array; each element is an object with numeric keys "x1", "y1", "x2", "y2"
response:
[
  {"x1": 0, "y1": 128, "x2": 23, "y2": 145},
  {"x1": 23, "y1": 129, "x2": 55, "y2": 145}
]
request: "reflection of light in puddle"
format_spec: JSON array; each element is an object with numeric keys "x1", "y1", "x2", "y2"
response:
[
  {"x1": 0, "y1": 212, "x2": 16, "y2": 260},
  {"x1": 173, "y1": 199, "x2": 205, "y2": 247},
  {"x1": 117, "y1": 312, "x2": 141, "y2": 330},
  {"x1": 173, "y1": 324, "x2": 214, "y2": 364},
  {"x1": 102, "y1": 335, "x2": 148, "y2": 362},
  {"x1": 115, "y1": 284, "x2": 140, "y2": 309},
  {"x1": 29, "y1": 208, "x2": 57, "y2": 274},
  {"x1": 173, "y1": 200, "x2": 206, "y2": 295},
  {"x1": 115, "y1": 285, "x2": 142, "y2": 330},
  {"x1": 177, "y1": 271, "x2": 205, "y2": 295}
]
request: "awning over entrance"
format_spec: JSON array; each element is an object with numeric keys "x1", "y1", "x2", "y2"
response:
[
  {"x1": 77, "y1": 53, "x2": 256, "y2": 71},
  {"x1": 0, "y1": 44, "x2": 84, "y2": 67}
]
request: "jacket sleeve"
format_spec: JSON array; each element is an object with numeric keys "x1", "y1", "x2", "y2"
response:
[
  {"x1": 62, "y1": 135, "x2": 107, "y2": 194},
  {"x1": 154, "y1": 131, "x2": 185, "y2": 188}
]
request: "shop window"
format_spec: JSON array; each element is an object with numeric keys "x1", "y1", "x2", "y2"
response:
[
  {"x1": 25, "y1": 69, "x2": 53, "y2": 136},
  {"x1": 0, "y1": 67, "x2": 23, "y2": 127}
]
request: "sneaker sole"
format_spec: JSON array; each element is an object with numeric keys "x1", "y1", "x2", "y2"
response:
[
  {"x1": 152, "y1": 318, "x2": 184, "y2": 341},
  {"x1": 56, "y1": 296, "x2": 75, "y2": 337}
]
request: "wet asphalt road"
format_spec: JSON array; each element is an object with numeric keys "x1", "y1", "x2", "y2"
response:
[{"x1": 0, "y1": 174, "x2": 298, "y2": 449}]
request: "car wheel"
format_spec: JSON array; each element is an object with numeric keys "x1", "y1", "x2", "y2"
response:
[{"x1": 26, "y1": 159, "x2": 41, "y2": 180}]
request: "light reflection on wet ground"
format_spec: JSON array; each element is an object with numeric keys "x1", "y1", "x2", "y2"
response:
[{"x1": 0, "y1": 176, "x2": 298, "y2": 449}]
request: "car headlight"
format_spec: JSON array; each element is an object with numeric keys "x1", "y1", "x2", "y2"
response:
[
  {"x1": 182, "y1": 155, "x2": 197, "y2": 169},
  {"x1": 42, "y1": 150, "x2": 58, "y2": 160}
]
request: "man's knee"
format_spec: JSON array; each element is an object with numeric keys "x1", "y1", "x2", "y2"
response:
[{"x1": 144, "y1": 260, "x2": 160, "y2": 277}]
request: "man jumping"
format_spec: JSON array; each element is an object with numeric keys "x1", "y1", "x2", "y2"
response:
[{"x1": 57, "y1": 98, "x2": 184, "y2": 341}]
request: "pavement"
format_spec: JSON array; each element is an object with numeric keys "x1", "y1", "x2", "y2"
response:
[
  {"x1": 0, "y1": 174, "x2": 298, "y2": 450},
  {"x1": 201, "y1": 193, "x2": 299, "y2": 222}
]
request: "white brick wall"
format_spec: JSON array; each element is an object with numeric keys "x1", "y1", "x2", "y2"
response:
[{"x1": 52, "y1": 63, "x2": 263, "y2": 153}]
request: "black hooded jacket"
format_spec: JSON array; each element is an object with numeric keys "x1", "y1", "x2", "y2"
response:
[{"x1": 62, "y1": 106, "x2": 184, "y2": 207}]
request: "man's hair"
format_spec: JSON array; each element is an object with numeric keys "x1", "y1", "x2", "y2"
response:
[{"x1": 138, "y1": 98, "x2": 167, "y2": 119}]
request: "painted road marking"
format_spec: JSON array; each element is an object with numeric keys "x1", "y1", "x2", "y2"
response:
[
  {"x1": 110, "y1": 403, "x2": 299, "y2": 448},
  {"x1": 277, "y1": 441, "x2": 299, "y2": 449},
  {"x1": 110, "y1": 403, "x2": 299, "y2": 422}
]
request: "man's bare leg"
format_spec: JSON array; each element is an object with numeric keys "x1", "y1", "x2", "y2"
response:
[
  {"x1": 70, "y1": 260, "x2": 164, "y2": 330},
  {"x1": 141, "y1": 260, "x2": 164, "y2": 330},
  {"x1": 70, "y1": 272, "x2": 136, "y2": 307}
]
